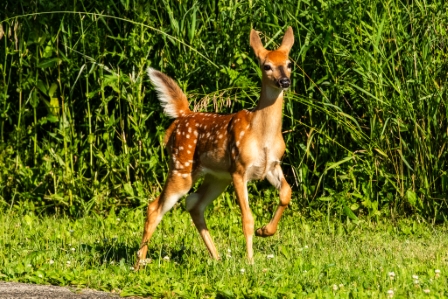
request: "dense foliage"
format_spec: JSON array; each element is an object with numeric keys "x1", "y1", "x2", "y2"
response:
[{"x1": 1, "y1": 0, "x2": 448, "y2": 218}]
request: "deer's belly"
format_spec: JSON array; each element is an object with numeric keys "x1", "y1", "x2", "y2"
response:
[{"x1": 198, "y1": 149, "x2": 231, "y2": 178}]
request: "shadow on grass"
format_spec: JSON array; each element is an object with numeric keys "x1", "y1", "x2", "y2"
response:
[{"x1": 80, "y1": 241, "x2": 190, "y2": 265}]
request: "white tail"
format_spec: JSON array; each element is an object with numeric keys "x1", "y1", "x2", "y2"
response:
[
  {"x1": 136, "y1": 27, "x2": 294, "y2": 267},
  {"x1": 147, "y1": 68, "x2": 191, "y2": 119}
]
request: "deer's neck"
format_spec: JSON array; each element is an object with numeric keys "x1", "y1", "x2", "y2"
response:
[{"x1": 251, "y1": 85, "x2": 284, "y2": 140}]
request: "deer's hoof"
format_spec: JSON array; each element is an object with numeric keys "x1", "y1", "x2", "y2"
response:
[{"x1": 255, "y1": 226, "x2": 275, "y2": 237}]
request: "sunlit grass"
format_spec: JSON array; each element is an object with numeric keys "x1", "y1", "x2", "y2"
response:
[{"x1": 1, "y1": 204, "x2": 447, "y2": 298}]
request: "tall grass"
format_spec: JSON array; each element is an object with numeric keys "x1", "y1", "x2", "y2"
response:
[{"x1": 0, "y1": 0, "x2": 447, "y2": 218}]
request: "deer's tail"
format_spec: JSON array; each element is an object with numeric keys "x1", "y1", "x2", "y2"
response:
[{"x1": 147, "y1": 67, "x2": 191, "y2": 119}]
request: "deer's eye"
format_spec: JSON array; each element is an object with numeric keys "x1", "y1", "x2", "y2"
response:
[
  {"x1": 287, "y1": 62, "x2": 293, "y2": 69},
  {"x1": 263, "y1": 65, "x2": 272, "y2": 71}
]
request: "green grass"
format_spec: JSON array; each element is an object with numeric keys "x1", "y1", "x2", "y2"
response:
[{"x1": 1, "y1": 203, "x2": 447, "y2": 298}]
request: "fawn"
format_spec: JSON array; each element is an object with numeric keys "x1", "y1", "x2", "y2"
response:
[{"x1": 136, "y1": 27, "x2": 294, "y2": 268}]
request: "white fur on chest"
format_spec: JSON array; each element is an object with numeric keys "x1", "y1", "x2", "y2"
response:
[{"x1": 245, "y1": 144, "x2": 283, "y2": 181}]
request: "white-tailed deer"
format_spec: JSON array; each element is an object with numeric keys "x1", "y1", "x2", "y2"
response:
[{"x1": 136, "y1": 27, "x2": 294, "y2": 267}]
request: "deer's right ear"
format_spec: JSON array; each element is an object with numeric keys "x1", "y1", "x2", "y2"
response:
[
  {"x1": 278, "y1": 26, "x2": 294, "y2": 53},
  {"x1": 250, "y1": 29, "x2": 267, "y2": 59}
]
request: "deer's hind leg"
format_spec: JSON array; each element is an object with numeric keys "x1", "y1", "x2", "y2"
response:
[
  {"x1": 135, "y1": 173, "x2": 193, "y2": 269},
  {"x1": 256, "y1": 163, "x2": 291, "y2": 237},
  {"x1": 186, "y1": 174, "x2": 231, "y2": 259}
]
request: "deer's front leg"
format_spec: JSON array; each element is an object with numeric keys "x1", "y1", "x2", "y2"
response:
[
  {"x1": 232, "y1": 173, "x2": 254, "y2": 263},
  {"x1": 256, "y1": 163, "x2": 291, "y2": 237}
]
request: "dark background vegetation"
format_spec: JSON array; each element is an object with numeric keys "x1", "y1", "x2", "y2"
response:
[{"x1": 1, "y1": 0, "x2": 447, "y2": 219}]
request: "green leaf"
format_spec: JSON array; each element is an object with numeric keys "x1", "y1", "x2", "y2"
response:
[
  {"x1": 37, "y1": 80, "x2": 48, "y2": 95},
  {"x1": 87, "y1": 134, "x2": 95, "y2": 144},
  {"x1": 406, "y1": 189, "x2": 418, "y2": 208},
  {"x1": 279, "y1": 245, "x2": 290, "y2": 259},
  {"x1": 343, "y1": 205, "x2": 359, "y2": 222},
  {"x1": 317, "y1": 196, "x2": 333, "y2": 201},
  {"x1": 23, "y1": 214, "x2": 33, "y2": 227},
  {"x1": 43, "y1": 43, "x2": 54, "y2": 58},
  {"x1": 48, "y1": 83, "x2": 58, "y2": 98},
  {"x1": 123, "y1": 182, "x2": 134, "y2": 197},
  {"x1": 47, "y1": 114, "x2": 59, "y2": 123},
  {"x1": 325, "y1": 156, "x2": 354, "y2": 173},
  {"x1": 399, "y1": 152, "x2": 414, "y2": 171},
  {"x1": 37, "y1": 58, "x2": 61, "y2": 69}
]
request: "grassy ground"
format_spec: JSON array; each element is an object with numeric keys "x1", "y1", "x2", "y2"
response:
[{"x1": 1, "y1": 201, "x2": 447, "y2": 298}]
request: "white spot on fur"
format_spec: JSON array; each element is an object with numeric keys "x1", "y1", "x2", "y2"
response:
[{"x1": 175, "y1": 161, "x2": 184, "y2": 169}]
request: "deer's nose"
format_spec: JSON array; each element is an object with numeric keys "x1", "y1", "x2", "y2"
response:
[{"x1": 279, "y1": 77, "x2": 290, "y2": 88}]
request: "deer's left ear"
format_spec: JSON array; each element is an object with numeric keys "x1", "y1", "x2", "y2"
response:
[
  {"x1": 250, "y1": 29, "x2": 268, "y2": 59},
  {"x1": 279, "y1": 26, "x2": 294, "y2": 53}
]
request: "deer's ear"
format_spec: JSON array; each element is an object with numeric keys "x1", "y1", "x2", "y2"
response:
[
  {"x1": 250, "y1": 29, "x2": 268, "y2": 59},
  {"x1": 279, "y1": 26, "x2": 294, "y2": 53}
]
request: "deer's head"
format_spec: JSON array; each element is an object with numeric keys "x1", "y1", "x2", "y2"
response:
[{"x1": 250, "y1": 27, "x2": 294, "y2": 90}]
